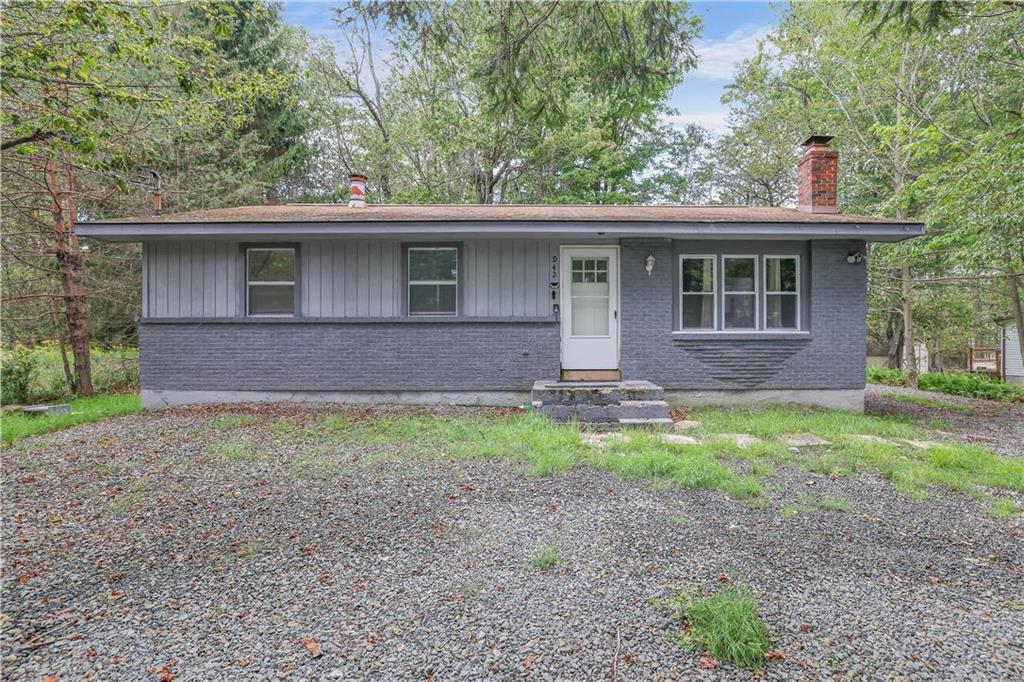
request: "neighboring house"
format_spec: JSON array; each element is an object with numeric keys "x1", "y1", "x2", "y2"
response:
[
  {"x1": 79, "y1": 136, "x2": 923, "y2": 411},
  {"x1": 1000, "y1": 322, "x2": 1024, "y2": 386}
]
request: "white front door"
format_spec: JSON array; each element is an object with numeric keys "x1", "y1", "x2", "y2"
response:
[{"x1": 560, "y1": 246, "x2": 620, "y2": 370}]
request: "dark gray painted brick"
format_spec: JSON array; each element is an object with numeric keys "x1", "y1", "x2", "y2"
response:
[
  {"x1": 618, "y1": 238, "x2": 867, "y2": 390},
  {"x1": 140, "y1": 322, "x2": 560, "y2": 392}
]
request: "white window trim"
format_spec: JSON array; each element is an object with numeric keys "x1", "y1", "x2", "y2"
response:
[
  {"x1": 246, "y1": 247, "x2": 296, "y2": 318},
  {"x1": 678, "y1": 254, "x2": 718, "y2": 332},
  {"x1": 408, "y1": 246, "x2": 458, "y2": 316},
  {"x1": 722, "y1": 255, "x2": 759, "y2": 331},
  {"x1": 763, "y1": 255, "x2": 801, "y2": 332}
]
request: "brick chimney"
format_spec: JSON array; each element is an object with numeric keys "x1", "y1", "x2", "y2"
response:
[
  {"x1": 797, "y1": 135, "x2": 838, "y2": 213},
  {"x1": 348, "y1": 174, "x2": 367, "y2": 208}
]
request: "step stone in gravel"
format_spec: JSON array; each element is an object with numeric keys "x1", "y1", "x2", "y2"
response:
[
  {"x1": 672, "y1": 420, "x2": 701, "y2": 431},
  {"x1": 711, "y1": 433, "x2": 761, "y2": 449},
  {"x1": 580, "y1": 432, "x2": 629, "y2": 448},
  {"x1": 899, "y1": 439, "x2": 945, "y2": 449},
  {"x1": 782, "y1": 433, "x2": 831, "y2": 447},
  {"x1": 657, "y1": 433, "x2": 700, "y2": 446},
  {"x1": 849, "y1": 434, "x2": 896, "y2": 445}
]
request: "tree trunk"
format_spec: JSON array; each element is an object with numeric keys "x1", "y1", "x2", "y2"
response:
[
  {"x1": 885, "y1": 304, "x2": 903, "y2": 369},
  {"x1": 1006, "y1": 256, "x2": 1024, "y2": 373},
  {"x1": 48, "y1": 281, "x2": 75, "y2": 393},
  {"x1": 901, "y1": 261, "x2": 917, "y2": 387},
  {"x1": 47, "y1": 157, "x2": 94, "y2": 396}
]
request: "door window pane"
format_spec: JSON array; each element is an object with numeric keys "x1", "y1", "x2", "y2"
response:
[
  {"x1": 408, "y1": 247, "x2": 458, "y2": 315},
  {"x1": 570, "y1": 257, "x2": 609, "y2": 336}
]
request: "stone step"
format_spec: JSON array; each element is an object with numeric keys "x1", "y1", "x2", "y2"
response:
[
  {"x1": 536, "y1": 399, "x2": 670, "y2": 423},
  {"x1": 618, "y1": 417, "x2": 675, "y2": 430},
  {"x1": 531, "y1": 380, "x2": 664, "y2": 406}
]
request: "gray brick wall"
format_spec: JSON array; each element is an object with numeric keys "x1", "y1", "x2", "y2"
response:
[
  {"x1": 619, "y1": 238, "x2": 866, "y2": 389},
  {"x1": 140, "y1": 321, "x2": 560, "y2": 392}
]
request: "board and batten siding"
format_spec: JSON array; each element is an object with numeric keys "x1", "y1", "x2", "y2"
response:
[
  {"x1": 1005, "y1": 326, "x2": 1023, "y2": 381},
  {"x1": 143, "y1": 238, "x2": 562, "y2": 319}
]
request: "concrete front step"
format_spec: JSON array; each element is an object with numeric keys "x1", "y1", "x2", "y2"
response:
[
  {"x1": 531, "y1": 379, "x2": 672, "y2": 429},
  {"x1": 531, "y1": 380, "x2": 665, "y2": 406},
  {"x1": 536, "y1": 399, "x2": 670, "y2": 423}
]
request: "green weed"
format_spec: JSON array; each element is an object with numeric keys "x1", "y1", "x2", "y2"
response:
[{"x1": 668, "y1": 587, "x2": 771, "y2": 670}]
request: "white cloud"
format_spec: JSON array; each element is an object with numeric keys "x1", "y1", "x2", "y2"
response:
[
  {"x1": 692, "y1": 24, "x2": 772, "y2": 80},
  {"x1": 662, "y1": 112, "x2": 730, "y2": 134}
]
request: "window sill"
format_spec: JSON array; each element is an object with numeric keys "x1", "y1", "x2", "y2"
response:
[{"x1": 672, "y1": 331, "x2": 810, "y2": 341}]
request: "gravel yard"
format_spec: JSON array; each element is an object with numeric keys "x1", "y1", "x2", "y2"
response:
[
  {"x1": 3, "y1": 404, "x2": 1023, "y2": 680},
  {"x1": 866, "y1": 383, "x2": 1024, "y2": 457}
]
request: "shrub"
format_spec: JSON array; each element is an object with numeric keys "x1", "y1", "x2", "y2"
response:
[
  {"x1": 867, "y1": 366, "x2": 906, "y2": 386},
  {"x1": 918, "y1": 372, "x2": 1024, "y2": 403},
  {"x1": 1, "y1": 349, "x2": 36, "y2": 405}
]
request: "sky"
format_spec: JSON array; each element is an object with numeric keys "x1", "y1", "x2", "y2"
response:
[{"x1": 281, "y1": 0, "x2": 782, "y2": 134}]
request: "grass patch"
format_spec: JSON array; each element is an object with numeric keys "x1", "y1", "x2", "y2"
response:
[
  {"x1": 891, "y1": 393, "x2": 971, "y2": 413},
  {"x1": 820, "y1": 494, "x2": 853, "y2": 513},
  {"x1": 528, "y1": 542, "x2": 563, "y2": 570},
  {"x1": 232, "y1": 540, "x2": 268, "y2": 559},
  {"x1": 212, "y1": 413, "x2": 259, "y2": 429},
  {"x1": 2, "y1": 394, "x2": 141, "y2": 446},
  {"x1": 204, "y1": 439, "x2": 254, "y2": 462},
  {"x1": 107, "y1": 481, "x2": 153, "y2": 512},
  {"x1": 290, "y1": 449, "x2": 346, "y2": 482},
  {"x1": 312, "y1": 405, "x2": 1022, "y2": 506},
  {"x1": 988, "y1": 498, "x2": 1019, "y2": 519},
  {"x1": 668, "y1": 587, "x2": 771, "y2": 670}
]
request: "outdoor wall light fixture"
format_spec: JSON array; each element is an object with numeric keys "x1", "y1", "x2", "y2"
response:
[
  {"x1": 645, "y1": 254, "x2": 656, "y2": 276},
  {"x1": 846, "y1": 250, "x2": 866, "y2": 264}
]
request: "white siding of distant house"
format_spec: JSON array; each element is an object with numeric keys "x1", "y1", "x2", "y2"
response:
[
  {"x1": 143, "y1": 238, "x2": 565, "y2": 319},
  {"x1": 1005, "y1": 326, "x2": 1024, "y2": 383}
]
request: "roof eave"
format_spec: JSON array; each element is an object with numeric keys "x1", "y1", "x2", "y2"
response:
[{"x1": 77, "y1": 220, "x2": 924, "y2": 243}]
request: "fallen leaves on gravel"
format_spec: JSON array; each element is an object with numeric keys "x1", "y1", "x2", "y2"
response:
[
  {"x1": 300, "y1": 637, "x2": 321, "y2": 658},
  {"x1": 699, "y1": 656, "x2": 718, "y2": 669}
]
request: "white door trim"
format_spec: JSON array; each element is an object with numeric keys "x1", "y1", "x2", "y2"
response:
[{"x1": 559, "y1": 245, "x2": 620, "y2": 370}]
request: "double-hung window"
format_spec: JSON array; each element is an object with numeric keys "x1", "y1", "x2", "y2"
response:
[
  {"x1": 246, "y1": 247, "x2": 296, "y2": 316},
  {"x1": 723, "y1": 256, "x2": 757, "y2": 330},
  {"x1": 679, "y1": 256, "x2": 716, "y2": 330},
  {"x1": 764, "y1": 256, "x2": 800, "y2": 330},
  {"x1": 678, "y1": 253, "x2": 802, "y2": 332},
  {"x1": 408, "y1": 246, "x2": 458, "y2": 315}
]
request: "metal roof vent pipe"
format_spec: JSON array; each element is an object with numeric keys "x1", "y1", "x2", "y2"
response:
[{"x1": 348, "y1": 174, "x2": 367, "y2": 208}]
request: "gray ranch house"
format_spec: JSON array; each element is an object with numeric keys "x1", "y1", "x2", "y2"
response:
[{"x1": 79, "y1": 137, "x2": 922, "y2": 415}]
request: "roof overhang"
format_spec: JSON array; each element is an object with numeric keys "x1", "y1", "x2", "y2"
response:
[{"x1": 77, "y1": 220, "x2": 924, "y2": 242}]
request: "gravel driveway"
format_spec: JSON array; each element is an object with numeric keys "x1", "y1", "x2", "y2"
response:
[
  {"x1": 3, "y1": 406, "x2": 1023, "y2": 680},
  {"x1": 866, "y1": 383, "x2": 1024, "y2": 457}
]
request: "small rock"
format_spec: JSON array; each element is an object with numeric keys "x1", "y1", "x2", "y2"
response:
[
  {"x1": 672, "y1": 420, "x2": 701, "y2": 432},
  {"x1": 849, "y1": 434, "x2": 895, "y2": 445},
  {"x1": 658, "y1": 434, "x2": 700, "y2": 446},
  {"x1": 714, "y1": 433, "x2": 761, "y2": 449},
  {"x1": 782, "y1": 433, "x2": 831, "y2": 447},
  {"x1": 900, "y1": 439, "x2": 944, "y2": 449},
  {"x1": 581, "y1": 432, "x2": 629, "y2": 449}
]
